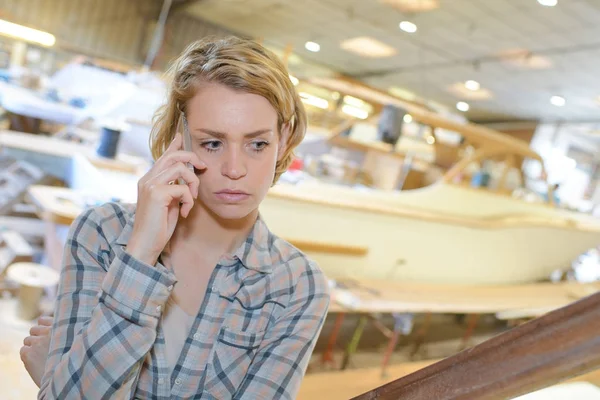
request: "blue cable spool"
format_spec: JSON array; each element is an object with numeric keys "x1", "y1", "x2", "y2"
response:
[{"x1": 96, "y1": 125, "x2": 122, "y2": 159}]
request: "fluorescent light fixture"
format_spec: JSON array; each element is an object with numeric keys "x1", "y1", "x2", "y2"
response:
[
  {"x1": 0, "y1": 19, "x2": 55, "y2": 46},
  {"x1": 340, "y1": 36, "x2": 397, "y2": 58},
  {"x1": 342, "y1": 104, "x2": 369, "y2": 119},
  {"x1": 289, "y1": 75, "x2": 299, "y2": 86},
  {"x1": 550, "y1": 95, "x2": 565, "y2": 107},
  {"x1": 456, "y1": 101, "x2": 470, "y2": 112},
  {"x1": 343, "y1": 95, "x2": 367, "y2": 108},
  {"x1": 399, "y1": 21, "x2": 417, "y2": 33},
  {"x1": 299, "y1": 92, "x2": 329, "y2": 109},
  {"x1": 305, "y1": 41, "x2": 320, "y2": 52},
  {"x1": 537, "y1": 0, "x2": 557, "y2": 6},
  {"x1": 403, "y1": 114, "x2": 413, "y2": 123},
  {"x1": 465, "y1": 80, "x2": 480, "y2": 91}
]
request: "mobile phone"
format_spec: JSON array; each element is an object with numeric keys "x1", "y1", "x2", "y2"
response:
[{"x1": 178, "y1": 114, "x2": 195, "y2": 185}]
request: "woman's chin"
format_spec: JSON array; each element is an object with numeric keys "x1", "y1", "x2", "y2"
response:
[{"x1": 207, "y1": 203, "x2": 257, "y2": 221}]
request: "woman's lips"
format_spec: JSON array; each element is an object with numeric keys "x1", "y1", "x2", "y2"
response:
[{"x1": 214, "y1": 190, "x2": 250, "y2": 202}]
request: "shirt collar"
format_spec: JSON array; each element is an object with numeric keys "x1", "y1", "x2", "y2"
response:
[
  {"x1": 226, "y1": 214, "x2": 275, "y2": 274},
  {"x1": 115, "y1": 209, "x2": 276, "y2": 274}
]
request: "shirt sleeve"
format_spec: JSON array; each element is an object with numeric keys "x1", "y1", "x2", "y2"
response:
[
  {"x1": 38, "y1": 206, "x2": 176, "y2": 400},
  {"x1": 233, "y1": 262, "x2": 330, "y2": 400}
]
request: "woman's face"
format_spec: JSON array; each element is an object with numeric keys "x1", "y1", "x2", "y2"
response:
[{"x1": 185, "y1": 83, "x2": 285, "y2": 220}]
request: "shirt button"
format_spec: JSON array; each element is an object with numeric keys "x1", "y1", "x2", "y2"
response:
[
  {"x1": 175, "y1": 378, "x2": 182, "y2": 385},
  {"x1": 167, "y1": 285, "x2": 174, "y2": 292},
  {"x1": 156, "y1": 305, "x2": 162, "y2": 313},
  {"x1": 158, "y1": 378, "x2": 165, "y2": 385},
  {"x1": 193, "y1": 333, "x2": 200, "y2": 340}
]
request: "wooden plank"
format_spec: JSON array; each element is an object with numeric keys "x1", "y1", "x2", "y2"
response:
[
  {"x1": 298, "y1": 362, "x2": 600, "y2": 400},
  {"x1": 351, "y1": 290, "x2": 600, "y2": 399}
]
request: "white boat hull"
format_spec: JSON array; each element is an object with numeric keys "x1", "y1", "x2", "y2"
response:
[{"x1": 261, "y1": 182, "x2": 600, "y2": 285}]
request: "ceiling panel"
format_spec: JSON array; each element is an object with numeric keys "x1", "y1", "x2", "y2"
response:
[{"x1": 184, "y1": 0, "x2": 600, "y2": 122}]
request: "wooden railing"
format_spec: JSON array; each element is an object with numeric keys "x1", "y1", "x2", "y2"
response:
[{"x1": 351, "y1": 290, "x2": 600, "y2": 399}]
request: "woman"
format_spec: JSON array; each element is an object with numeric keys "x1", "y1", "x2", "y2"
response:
[{"x1": 21, "y1": 36, "x2": 330, "y2": 399}]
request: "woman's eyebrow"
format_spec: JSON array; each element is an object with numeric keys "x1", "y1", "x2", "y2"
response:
[{"x1": 195, "y1": 128, "x2": 273, "y2": 139}]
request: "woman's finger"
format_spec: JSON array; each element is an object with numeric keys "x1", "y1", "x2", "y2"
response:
[
  {"x1": 37, "y1": 316, "x2": 53, "y2": 326},
  {"x1": 158, "y1": 150, "x2": 206, "y2": 172},
  {"x1": 30, "y1": 325, "x2": 51, "y2": 336},
  {"x1": 149, "y1": 184, "x2": 195, "y2": 218},
  {"x1": 164, "y1": 132, "x2": 183, "y2": 154},
  {"x1": 150, "y1": 163, "x2": 199, "y2": 199}
]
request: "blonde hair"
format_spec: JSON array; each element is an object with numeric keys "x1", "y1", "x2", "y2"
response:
[{"x1": 150, "y1": 36, "x2": 307, "y2": 183}]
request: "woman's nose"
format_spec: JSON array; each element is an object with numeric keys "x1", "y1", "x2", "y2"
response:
[{"x1": 221, "y1": 148, "x2": 247, "y2": 180}]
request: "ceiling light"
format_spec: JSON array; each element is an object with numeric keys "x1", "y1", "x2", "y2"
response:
[
  {"x1": 299, "y1": 92, "x2": 329, "y2": 109},
  {"x1": 289, "y1": 75, "x2": 299, "y2": 86},
  {"x1": 456, "y1": 101, "x2": 470, "y2": 112},
  {"x1": 465, "y1": 80, "x2": 480, "y2": 91},
  {"x1": 340, "y1": 36, "x2": 397, "y2": 58},
  {"x1": 403, "y1": 114, "x2": 413, "y2": 123},
  {"x1": 341, "y1": 105, "x2": 369, "y2": 119},
  {"x1": 426, "y1": 135, "x2": 436, "y2": 144},
  {"x1": 550, "y1": 95, "x2": 565, "y2": 107},
  {"x1": 0, "y1": 19, "x2": 55, "y2": 46},
  {"x1": 305, "y1": 41, "x2": 320, "y2": 52},
  {"x1": 399, "y1": 21, "x2": 417, "y2": 33},
  {"x1": 537, "y1": 0, "x2": 557, "y2": 6},
  {"x1": 447, "y1": 82, "x2": 493, "y2": 100},
  {"x1": 331, "y1": 92, "x2": 340, "y2": 100},
  {"x1": 380, "y1": 0, "x2": 439, "y2": 13}
]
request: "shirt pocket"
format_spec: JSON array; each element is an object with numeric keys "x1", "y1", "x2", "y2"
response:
[{"x1": 203, "y1": 326, "x2": 265, "y2": 398}]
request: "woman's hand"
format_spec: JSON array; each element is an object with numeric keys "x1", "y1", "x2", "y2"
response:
[
  {"x1": 21, "y1": 315, "x2": 54, "y2": 388},
  {"x1": 126, "y1": 133, "x2": 206, "y2": 265}
]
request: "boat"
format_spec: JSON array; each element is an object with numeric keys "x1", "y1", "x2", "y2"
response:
[{"x1": 257, "y1": 78, "x2": 600, "y2": 285}]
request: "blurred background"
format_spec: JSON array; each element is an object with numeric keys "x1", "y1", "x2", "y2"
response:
[{"x1": 3, "y1": 1, "x2": 600, "y2": 399}]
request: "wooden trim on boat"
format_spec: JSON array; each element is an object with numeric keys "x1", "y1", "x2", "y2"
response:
[
  {"x1": 287, "y1": 239, "x2": 369, "y2": 256},
  {"x1": 351, "y1": 290, "x2": 600, "y2": 400}
]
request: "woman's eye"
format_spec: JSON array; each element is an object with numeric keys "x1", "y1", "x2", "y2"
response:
[
  {"x1": 201, "y1": 141, "x2": 221, "y2": 152},
  {"x1": 251, "y1": 141, "x2": 269, "y2": 152}
]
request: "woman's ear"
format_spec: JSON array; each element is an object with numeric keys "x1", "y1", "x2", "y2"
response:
[{"x1": 277, "y1": 123, "x2": 291, "y2": 162}]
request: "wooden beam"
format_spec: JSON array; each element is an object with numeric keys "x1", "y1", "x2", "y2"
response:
[
  {"x1": 351, "y1": 290, "x2": 600, "y2": 399},
  {"x1": 286, "y1": 239, "x2": 368, "y2": 257}
]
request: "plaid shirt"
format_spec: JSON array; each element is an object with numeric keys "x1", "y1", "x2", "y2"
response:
[{"x1": 39, "y1": 202, "x2": 330, "y2": 399}]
